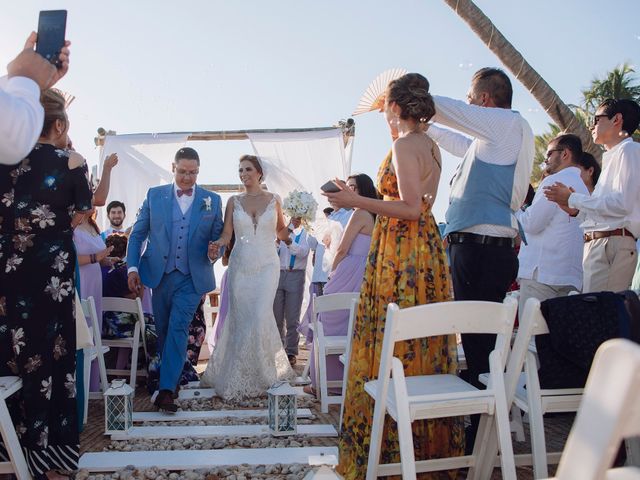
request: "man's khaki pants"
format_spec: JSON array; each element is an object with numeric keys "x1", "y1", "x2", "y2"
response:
[{"x1": 583, "y1": 236, "x2": 637, "y2": 293}]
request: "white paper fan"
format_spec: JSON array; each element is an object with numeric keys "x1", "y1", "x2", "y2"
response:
[{"x1": 352, "y1": 68, "x2": 408, "y2": 116}]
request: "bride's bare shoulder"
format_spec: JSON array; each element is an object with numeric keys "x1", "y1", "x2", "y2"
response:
[{"x1": 270, "y1": 192, "x2": 282, "y2": 205}]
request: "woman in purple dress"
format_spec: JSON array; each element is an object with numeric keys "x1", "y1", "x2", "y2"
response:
[
  {"x1": 304, "y1": 174, "x2": 379, "y2": 394},
  {"x1": 73, "y1": 213, "x2": 115, "y2": 390}
]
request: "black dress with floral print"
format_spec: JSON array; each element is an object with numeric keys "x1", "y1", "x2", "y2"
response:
[{"x1": 0, "y1": 143, "x2": 93, "y2": 476}]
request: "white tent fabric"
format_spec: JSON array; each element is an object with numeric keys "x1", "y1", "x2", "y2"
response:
[
  {"x1": 96, "y1": 128, "x2": 352, "y2": 298},
  {"x1": 97, "y1": 133, "x2": 189, "y2": 230},
  {"x1": 248, "y1": 128, "x2": 351, "y2": 217}
]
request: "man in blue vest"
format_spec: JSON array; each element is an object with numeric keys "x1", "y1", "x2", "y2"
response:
[
  {"x1": 427, "y1": 68, "x2": 534, "y2": 449},
  {"x1": 127, "y1": 147, "x2": 223, "y2": 411}
]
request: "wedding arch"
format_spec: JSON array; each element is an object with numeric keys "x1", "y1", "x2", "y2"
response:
[{"x1": 95, "y1": 123, "x2": 355, "y2": 232}]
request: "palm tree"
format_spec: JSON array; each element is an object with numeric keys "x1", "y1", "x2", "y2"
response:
[
  {"x1": 582, "y1": 63, "x2": 640, "y2": 117},
  {"x1": 442, "y1": 0, "x2": 601, "y2": 160},
  {"x1": 533, "y1": 65, "x2": 640, "y2": 179}
]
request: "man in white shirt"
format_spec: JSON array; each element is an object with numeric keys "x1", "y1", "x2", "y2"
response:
[
  {"x1": 427, "y1": 67, "x2": 534, "y2": 451},
  {"x1": 101, "y1": 200, "x2": 127, "y2": 240},
  {"x1": 1, "y1": 32, "x2": 70, "y2": 165},
  {"x1": 517, "y1": 134, "x2": 589, "y2": 313},
  {"x1": 274, "y1": 217, "x2": 311, "y2": 365},
  {"x1": 545, "y1": 99, "x2": 640, "y2": 292}
]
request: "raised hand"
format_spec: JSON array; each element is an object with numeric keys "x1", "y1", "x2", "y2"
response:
[
  {"x1": 7, "y1": 32, "x2": 71, "y2": 90},
  {"x1": 103, "y1": 153, "x2": 118, "y2": 171}
]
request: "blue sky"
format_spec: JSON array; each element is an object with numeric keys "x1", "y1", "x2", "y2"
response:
[{"x1": 2, "y1": 1, "x2": 638, "y2": 221}]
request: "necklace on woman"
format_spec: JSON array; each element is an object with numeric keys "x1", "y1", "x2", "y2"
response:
[{"x1": 244, "y1": 191, "x2": 263, "y2": 197}]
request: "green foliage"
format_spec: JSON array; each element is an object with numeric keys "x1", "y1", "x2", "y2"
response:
[{"x1": 532, "y1": 63, "x2": 640, "y2": 183}]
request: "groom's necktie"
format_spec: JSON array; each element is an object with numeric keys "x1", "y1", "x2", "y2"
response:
[{"x1": 177, "y1": 188, "x2": 193, "y2": 197}]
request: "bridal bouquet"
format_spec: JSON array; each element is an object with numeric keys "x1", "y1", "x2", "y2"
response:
[{"x1": 282, "y1": 190, "x2": 318, "y2": 227}]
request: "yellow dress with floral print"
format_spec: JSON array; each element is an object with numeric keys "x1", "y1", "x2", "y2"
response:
[{"x1": 337, "y1": 151, "x2": 464, "y2": 479}]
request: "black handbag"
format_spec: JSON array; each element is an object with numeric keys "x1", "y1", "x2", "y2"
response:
[{"x1": 535, "y1": 291, "x2": 637, "y2": 389}]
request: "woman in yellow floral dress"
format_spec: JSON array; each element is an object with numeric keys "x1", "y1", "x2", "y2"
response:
[{"x1": 324, "y1": 73, "x2": 464, "y2": 479}]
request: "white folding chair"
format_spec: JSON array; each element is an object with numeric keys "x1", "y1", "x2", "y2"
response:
[
  {"x1": 546, "y1": 339, "x2": 640, "y2": 480},
  {"x1": 365, "y1": 297, "x2": 519, "y2": 480},
  {"x1": 100, "y1": 297, "x2": 147, "y2": 393},
  {"x1": 310, "y1": 292, "x2": 359, "y2": 413},
  {"x1": 338, "y1": 295, "x2": 359, "y2": 430},
  {"x1": 485, "y1": 298, "x2": 584, "y2": 478},
  {"x1": 0, "y1": 376, "x2": 30, "y2": 479},
  {"x1": 81, "y1": 297, "x2": 111, "y2": 400}
]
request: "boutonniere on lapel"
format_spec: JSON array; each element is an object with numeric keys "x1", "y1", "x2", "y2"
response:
[{"x1": 202, "y1": 196, "x2": 212, "y2": 212}]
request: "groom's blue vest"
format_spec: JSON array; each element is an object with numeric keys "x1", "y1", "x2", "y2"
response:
[{"x1": 165, "y1": 198, "x2": 192, "y2": 275}]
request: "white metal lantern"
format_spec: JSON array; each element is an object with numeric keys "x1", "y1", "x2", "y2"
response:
[
  {"x1": 267, "y1": 381, "x2": 297, "y2": 436},
  {"x1": 104, "y1": 379, "x2": 134, "y2": 435}
]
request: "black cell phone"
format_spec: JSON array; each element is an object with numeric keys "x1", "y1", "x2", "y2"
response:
[
  {"x1": 320, "y1": 180, "x2": 341, "y2": 193},
  {"x1": 35, "y1": 10, "x2": 67, "y2": 68}
]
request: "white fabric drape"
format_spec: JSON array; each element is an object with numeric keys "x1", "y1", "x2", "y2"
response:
[
  {"x1": 97, "y1": 133, "x2": 189, "y2": 230},
  {"x1": 248, "y1": 129, "x2": 351, "y2": 322},
  {"x1": 248, "y1": 129, "x2": 351, "y2": 218}
]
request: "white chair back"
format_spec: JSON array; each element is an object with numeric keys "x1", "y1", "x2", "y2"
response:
[
  {"x1": 385, "y1": 299, "x2": 517, "y2": 369},
  {"x1": 339, "y1": 295, "x2": 359, "y2": 428},
  {"x1": 81, "y1": 296, "x2": 110, "y2": 394},
  {"x1": 102, "y1": 296, "x2": 147, "y2": 355},
  {"x1": 367, "y1": 297, "x2": 519, "y2": 479},
  {"x1": 311, "y1": 292, "x2": 360, "y2": 413},
  {"x1": 312, "y1": 292, "x2": 361, "y2": 318},
  {"x1": 552, "y1": 339, "x2": 640, "y2": 480}
]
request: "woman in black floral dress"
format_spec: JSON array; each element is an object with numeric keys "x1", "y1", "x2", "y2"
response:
[{"x1": 0, "y1": 89, "x2": 93, "y2": 478}]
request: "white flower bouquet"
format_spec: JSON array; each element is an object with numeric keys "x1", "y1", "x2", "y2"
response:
[{"x1": 282, "y1": 190, "x2": 318, "y2": 227}]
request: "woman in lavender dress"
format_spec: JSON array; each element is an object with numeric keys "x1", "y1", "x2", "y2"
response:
[
  {"x1": 304, "y1": 174, "x2": 378, "y2": 394},
  {"x1": 73, "y1": 213, "x2": 115, "y2": 390}
]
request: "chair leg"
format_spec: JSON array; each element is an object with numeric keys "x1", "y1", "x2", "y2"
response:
[
  {"x1": 468, "y1": 414, "x2": 494, "y2": 480},
  {"x1": 83, "y1": 349, "x2": 91, "y2": 425},
  {"x1": 511, "y1": 404, "x2": 525, "y2": 442},
  {"x1": 365, "y1": 397, "x2": 387, "y2": 480},
  {"x1": 319, "y1": 344, "x2": 329, "y2": 414},
  {"x1": 391, "y1": 368, "x2": 417, "y2": 480},
  {"x1": 97, "y1": 347, "x2": 109, "y2": 394},
  {"x1": 130, "y1": 323, "x2": 141, "y2": 396},
  {"x1": 525, "y1": 354, "x2": 549, "y2": 479},
  {"x1": 0, "y1": 395, "x2": 30, "y2": 480},
  {"x1": 491, "y1": 353, "x2": 517, "y2": 480},
  {"x1": 300, "y1": 359, "x2": 310, "y2": 380}
]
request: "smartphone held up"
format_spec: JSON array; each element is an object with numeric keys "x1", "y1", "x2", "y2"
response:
[
  {"x1": 35, "y1": 10, "x2": 67, "y2": 68},
  {"x1": 320, "y1": 180, "x2": 341, "y2": 193}
]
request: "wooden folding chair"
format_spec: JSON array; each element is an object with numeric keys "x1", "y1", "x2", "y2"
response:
[{"x1": 365, "y1": 297, "x2": 519, "y2": 480}]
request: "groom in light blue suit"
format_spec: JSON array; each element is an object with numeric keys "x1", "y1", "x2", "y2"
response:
[{"x1": 127, "y1": 147, "x2": 223, "y2": 411}]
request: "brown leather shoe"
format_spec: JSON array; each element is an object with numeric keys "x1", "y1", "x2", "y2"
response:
[
  {"x1": 288, "y1": 354, "x2": 297, "y2": 366},
  {"x1": 172, "y1": 384, "x2": 181, "y2": 400},
  {"x1": 154, "y1": 389, "x2": 178, "y2": 413}
]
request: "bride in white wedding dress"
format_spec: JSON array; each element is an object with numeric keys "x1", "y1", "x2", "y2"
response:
[{"x1": 200, "y1": 155, "x2": 294, "y2": 400}]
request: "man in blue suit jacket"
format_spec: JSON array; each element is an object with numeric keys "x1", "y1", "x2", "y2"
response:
[{"x1": 127, "y1": 147, "x2": 223, "y2": 411}]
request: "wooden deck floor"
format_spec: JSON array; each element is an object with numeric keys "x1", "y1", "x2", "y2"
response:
[{"x1": 81, "y1": 345, "x2": 574, "y2": 478}]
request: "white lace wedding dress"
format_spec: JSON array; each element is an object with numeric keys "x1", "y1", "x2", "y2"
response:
[{"x1": 200, "y1": 195, "x2": 294, "y2": 400}]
